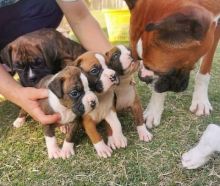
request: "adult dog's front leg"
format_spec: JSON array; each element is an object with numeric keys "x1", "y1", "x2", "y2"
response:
[
  {"x1": 144, "y1": 90, "x2": 166, "y2": 129},
  {"x1": 105, "y1": 110, "x2": 127, "y2": 149}
]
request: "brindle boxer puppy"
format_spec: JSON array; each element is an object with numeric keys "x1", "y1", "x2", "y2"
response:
[
  {"x1": 105, "y1": 45, "x2": 153, "y2": 142},
  {"x1": 124, "y1": 0, "x2": 220, "y2": 128},
  {"x1": 0, "y1": 28, "x2": 86, "y2": 128},
  {"x1": 72, "y1": 52, "x2": 127, "y2": 158},
  {"x1": 36, "y1": 66, "x2": 98, "y2": 159},
  {"x1": 0, "y1": 28, "x2": 86, "y2": 87}
]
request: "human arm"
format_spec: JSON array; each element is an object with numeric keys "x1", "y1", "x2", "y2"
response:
[
  {"x1": 0, "y1": 65, "x2": 60, "y2": 125},
  {"x1": 56, "y1": 0, "x2": 112, "y2": 54}
]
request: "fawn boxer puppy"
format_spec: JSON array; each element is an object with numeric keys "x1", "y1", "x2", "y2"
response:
[
  {"x1": 124, "y1": 0, "x2": 220, "y2": 128},
  {"x1": 105, "y1": 45, "x2": 153, "y2": 142},
  {"x1": 72, "y1": 52, "x2": 127, "y2": 158},
  {"x1": 36, "y1": 66, "x2": 98, "y2": 159}
]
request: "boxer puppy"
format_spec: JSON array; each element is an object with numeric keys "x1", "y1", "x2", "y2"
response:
[
  {"x1": 72, "y1": 52, "x2": 127, "y2": 158},
  {"x1": 124, "y1": 0, "x2": 220, "y2": 128},
  {"x1": 0, "y1": 28, "x2": 86, "y2": 87},
  {"x1": 0, "y1": 28, "x2": 86, "y2": 128},
  {"x1": 36, "y1": 66, "x2": 98, "y2": 159},
  {"x1": 182, "y1": 124, "x2": 220, "y2": 169},
  {"x1": 105, "y1": 45, "x2": 153, "y2": 142}
]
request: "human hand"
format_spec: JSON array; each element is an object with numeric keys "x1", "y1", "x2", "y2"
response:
[{"x1": 14, "y1": 87, "x2": 60, "y2": 125}]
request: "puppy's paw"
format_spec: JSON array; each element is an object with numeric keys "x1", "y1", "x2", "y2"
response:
[
  {"x1": 182, "y1": 147, "x2": 210, "y2": 169},
  {"x1": 45, "y1": 136, "x2": 61, "y2": 159},
  {"x1": 47, "y1": 145, "x2": 61, "y2": 159},
  {"x1": 61, "y1": 141, "x2": 75, "y2": 159},
  {"x1": 13, "y1": 117, "x2": 26, "y2": 128},
  {"x1": 137, "y1": 125, "x2": 153, "y2": 142},
  {"x1": 144, "y1": 108, "x2": 162, "y2": 129},
  {"x1": 94, "y1": 140, "x2": 113, "y2": 158},
  {"x1": 108, "y1": 133, "x2": 127, "y2": 149},
  {"x1": 190, "y1": 99, "x2": 212, "y2": 116}
]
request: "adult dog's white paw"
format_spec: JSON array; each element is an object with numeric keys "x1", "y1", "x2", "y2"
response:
[
  {"x1": 137, "y1": 125, "x2": 153, "y2": 142},
  {"x1": 190, "y1": 73, "x2": 212, "y2": 116},
  {"x1": 182, "y1": 147, "x2": 210, "y2": 169},
  {"x1": 61, "y1": 140, "x2": 75, "y2": 159},
  {"x1": 108, "y1": 133, "x2": 127, "y2": 149},
  {"x1": 144, "y1": 91, "x2": 165, "y2": 129},
  {"x1": 94, "y1": 140, "x2": 113, "y2": 158},
  {"x1": 13, "y1": 117, "x2": 26, "y2": 128},
  {"x1": 45, "y1": 136, "x2": 61, "y2": 159}
]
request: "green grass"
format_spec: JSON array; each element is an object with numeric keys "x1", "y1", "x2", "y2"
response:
[{"x1": 0, "y1": 45, "x2": 220, "y2": 185}]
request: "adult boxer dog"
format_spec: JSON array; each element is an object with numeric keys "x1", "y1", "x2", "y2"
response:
[
  {"x1": 105, "y1": 45, "x2": 153, "y2": 142},
  {"x1": 0, "y1": 28, "x2": 86, "y2": 128},
  {"x1": 36, "y1": 66, "x2": 98, "y2": 159},
  {"x1": 124, "y1": 0, "x2": 220, "y2": 128},
  {"x1": 72, "y1": 52, "x2": 127, "y2": 158}
]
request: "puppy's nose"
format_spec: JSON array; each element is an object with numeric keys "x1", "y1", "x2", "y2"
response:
[
  {"x1": 90, "y1": 100, "x2": 96, "y2": 109},
  {"x1": 110, "y1": 74, "x2": 117, "y2": 82}
]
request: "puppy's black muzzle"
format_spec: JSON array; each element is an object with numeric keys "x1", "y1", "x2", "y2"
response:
[{"x1": 72, "y1": 103, "x2": 85, "y2": 116}]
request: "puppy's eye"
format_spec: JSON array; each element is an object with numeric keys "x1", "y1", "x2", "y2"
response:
[
  {"x1": 34, "y1": 58, "x2": 43, "y2": 66},
  {"x1": 14, "y1": 62, "x2": 26, "y2": 70},
  {"x1": 90, "y1": 68, "x2": 100, "y2": 76},
  {"x1": 69, "y1": 90, "x2": 81, "y2": 99}
]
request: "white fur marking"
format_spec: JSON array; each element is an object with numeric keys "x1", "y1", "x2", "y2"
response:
[
  {"x1": 105, "y1": 111, "x2": 127, "y2": 148},
  {"x1": 80, "y1": 73, "x2": 90, "y2": 92},
  {"x1": 61, "y1": 140, "x2": 75, "y2": 159},
  {"x1": 45, "y1": 136, "x2": 61, "y2": 159},
  {"x1": 190, "y1": 73, "x2": 212, "y2": 116},
  {"x1": 182, "y1": 124, "x2": 220, "y2": 169},
  {"x1": 117, "y1": 45, "x2": 132, "y2": 70},
  {"x1": 94, "y1": 140, "x2": 112, "y2": 158},
  {"x1": 13, "y1": 117, "x2": 26, "y2": 128},
  {"x1": 48, "y1": 90, "x2": 76, "y2": 124},
  {"x1": 28, "y1": 68, "x2": 35, "y2": 78},
  {"x1": 137, "y1": 125, "x2": 153, "y2": 142},
  {"x1": 144, "y1": 90, "x2": 166, "y2": 128},
  {"x1": 137, "y1": 39, "x2": 143, "y2": 59},
  {"x1": 95, "y1": 53, "x2": 108, "y2": 69}
]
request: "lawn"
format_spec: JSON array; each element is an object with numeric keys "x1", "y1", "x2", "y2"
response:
[{"x1": 0, "y1": 13, "x2": 220, "y2": 184}]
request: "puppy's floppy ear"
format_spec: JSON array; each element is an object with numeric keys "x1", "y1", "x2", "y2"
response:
[
  {"x1": 0, "y1": 45, "x2": 13, "y2": 71},
  {"x1": 124, "y1": 0, "x2": 137, "y2": 10},
  {"x1": 73, "y1": 58, "x2": 82, "y2": 67},
  {"x1": 145, "y1": 6, "x2": 212, "y2": 44},
  {"x1": 48, "y1": 77, "x2": 64, "y2": 98}
]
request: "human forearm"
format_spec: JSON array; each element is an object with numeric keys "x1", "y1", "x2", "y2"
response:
[{"x1": 56, "y1": 0, "x2": 112, "y2": 53}]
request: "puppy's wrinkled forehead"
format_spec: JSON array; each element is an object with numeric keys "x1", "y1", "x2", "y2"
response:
[{"x1": 77, "y1": 52, "x2": 107, "y2": 71}]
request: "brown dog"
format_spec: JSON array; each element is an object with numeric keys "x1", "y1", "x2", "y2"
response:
[
  {"x1": 125, "y1": 0, "x2": 220, "y2": 128},
  {"x1": 36, "y1": 66, "x2": 98, "y2": 159},
  {"x1": 0, "y1": 28, "x2": 86, "y2": 128},
  {"x1": 71, "y1": 51, "x2": 127, "y2": 158},
  {"x1": 105, "y1": 45, "x2": 153, "y2": 142}
]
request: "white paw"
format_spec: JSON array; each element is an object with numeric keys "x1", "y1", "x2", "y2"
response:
[
  {"x1": 108, "y1": 133, "x2": 127, "y2": 149},
  {"x1": 45, "y1": 136, "x2": 61, "y2": 159},
  {"x1": 144, "y1": 91, "x2": 165, "y2": 129},
  {"x1": 190, "y1": 73, "x2": 212, "y2": 116},
  {"x1": 182, "y1": 147, "x2": 210, "y2": 169},
  {"x1": 94, "y1": 140, "x2": 113, "y2": 158},
  {"x1": 13, "y1": 117, "x2": 26, "y2": 128},
  {"x1": 190, "y1": 99, "x2": 212, "y2": 116},
  {"x1": 137, "y1": 125, "x2": 153, "y2": 142},
  {"x1": 61, "y1": 141, "x2": 75, "y2": 159}
]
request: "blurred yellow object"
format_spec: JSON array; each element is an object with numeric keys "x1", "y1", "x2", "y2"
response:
[{"x1": 102, "y1": 9, "x2": 130, "y2": 42}]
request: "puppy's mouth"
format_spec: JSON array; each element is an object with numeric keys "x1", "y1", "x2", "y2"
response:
[{"x1": 72, "y1": 104, "x2": 85, "y2": 116}]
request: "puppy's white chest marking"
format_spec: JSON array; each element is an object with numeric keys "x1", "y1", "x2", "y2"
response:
[
  {"x1": 137, "y1": 39, "x2": 143, "y2": 59},
  {"x1": 89, "y1": 90, "x2": 114, "y2": 122},
  {"x1": 115, "y1": 82, "x2": 135, "y2": 110},
  {"x1": 48, "y1": 90, "x2": 76, "y2": 124}
]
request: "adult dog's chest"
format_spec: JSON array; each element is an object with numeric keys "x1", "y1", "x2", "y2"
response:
[{"x1": 89, "y1": 90, "x2": 114, "y2": 123}]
